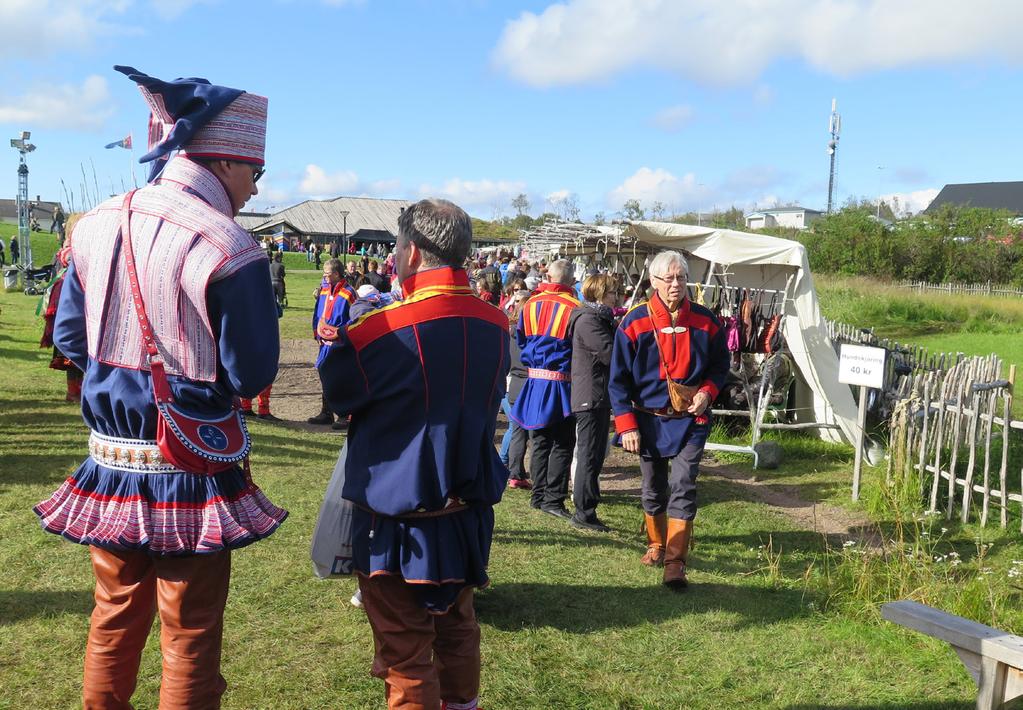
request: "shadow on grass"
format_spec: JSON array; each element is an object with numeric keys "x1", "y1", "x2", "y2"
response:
[
  {"x1": 492, "y1": 527, "x2": 641, "y2": 554},
  {"x1": 0, "y1": 589, "x2": 94, "y2": 625},
  {"x1": 0, "y1": 346, "x2": 49, "y2": 364},
  {"x1": 785, "y1": 704, "x2": 971, "y2": 710},
  {"x1": 476, "y1": 580, "x2": 806, "y2": 632}
]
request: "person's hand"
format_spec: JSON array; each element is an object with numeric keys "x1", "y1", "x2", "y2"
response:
[
  {"x1": 621, "y1": 430, "x2": 641, "y2": 454},
  {"x1": 687, "y1": 391, "x2": 711, "y2": 417}
]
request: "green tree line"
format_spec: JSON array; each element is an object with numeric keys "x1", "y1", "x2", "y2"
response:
[{"x1": 795, "y1": 204, "x2": 1023, "y2": 285}]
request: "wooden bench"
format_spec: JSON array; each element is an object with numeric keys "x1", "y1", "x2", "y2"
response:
[{"x1": 882, "y1": 600, "x2": 1023, "y2": 709}]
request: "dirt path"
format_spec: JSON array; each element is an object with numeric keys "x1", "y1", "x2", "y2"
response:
[
  {"x1": 269, "y1": 339, "x2": 876, "y2": 539},
  {"x1": 261, "y1": 339, "x2": 342, "y2": 434}
]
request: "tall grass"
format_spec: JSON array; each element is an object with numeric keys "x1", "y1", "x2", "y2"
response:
[{"x1": 816, "y1": 275, "x2": 1023, "y2": 337}]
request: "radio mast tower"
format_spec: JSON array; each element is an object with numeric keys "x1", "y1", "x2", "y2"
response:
[
  {"x1": 826, "y1": 99, "x2": 841, "y2": 214},
  {"x1": 10, "y1": 131, "x2": 36, "y2": 268}
]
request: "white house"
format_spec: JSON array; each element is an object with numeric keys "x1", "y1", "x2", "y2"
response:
[{"x1": 745, "y1": 207, "x2": 823, "y2": 231}]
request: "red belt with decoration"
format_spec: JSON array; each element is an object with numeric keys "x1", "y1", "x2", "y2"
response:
[{"x1": 527, "y1": 368, "x2": 570, "y2": 382}]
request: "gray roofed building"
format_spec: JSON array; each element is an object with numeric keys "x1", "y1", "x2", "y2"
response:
[
  {"x1": 235, "y1": 211, "x2": 272, "y2": 232},
  {"x1": 925, "y1": 182, "x2": 1023, "y2": 215},
  {"x1": 250, "y1": 196, "x2": 412, "y2": 244},
  {"x1": 0, "y1": 198, "x2": 64, "y2": 225}
]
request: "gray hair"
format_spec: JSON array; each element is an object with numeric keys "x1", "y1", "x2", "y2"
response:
[
  {"x1": 648, "y1": 251, "x2": 688, "y2": 279},
  {"x1": 546, "y1": 258, "x2": 574, "y2": 286},
  {"x1": 399, "y1": 199, "x2": 473, "y2": 268}
]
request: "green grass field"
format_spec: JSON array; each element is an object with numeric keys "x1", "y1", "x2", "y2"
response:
[{"x1": 3, "y1": 249, "x2": 1022, "y2": 706}]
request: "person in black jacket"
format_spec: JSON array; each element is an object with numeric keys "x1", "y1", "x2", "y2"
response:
[{"x1": 569, "y1": 273, "x2": 620, "y2": 532}]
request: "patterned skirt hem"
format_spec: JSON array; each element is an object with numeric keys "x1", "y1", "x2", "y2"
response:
[{"x1": 33, "y1": 476, "x2": 289, "y2": 556}]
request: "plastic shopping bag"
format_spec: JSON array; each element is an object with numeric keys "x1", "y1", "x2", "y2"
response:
[{"x1": 310, "y1": 443, "x2": 355, "y2": 578}]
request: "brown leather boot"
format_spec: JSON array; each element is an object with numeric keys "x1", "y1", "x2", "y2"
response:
[
  {"x1": 640, "y1": 513, "x2": 668, "y2": 567},
  {"x1": 663, "y1": 518, "x2": 693, "y2": 590}
]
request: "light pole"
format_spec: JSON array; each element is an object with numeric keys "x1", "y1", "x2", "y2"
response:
[
  {"x1": 876, "y1": 166, "x2": 885, "y2": 219},
  {"x1": 10, "y1": 131, "x2": 36, "y2": 269},
  {"x1": 339, "y1": 210, "x2": 350, "y2": 266}
]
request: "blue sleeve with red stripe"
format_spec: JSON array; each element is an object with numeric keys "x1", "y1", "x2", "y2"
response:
[{"x1": 609, "y1": 311, "x2": 640, "y2": 434}]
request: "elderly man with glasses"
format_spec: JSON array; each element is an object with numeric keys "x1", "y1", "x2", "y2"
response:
[{"x1": 608, "y1": 251, "x2": 728, "y2": 589}]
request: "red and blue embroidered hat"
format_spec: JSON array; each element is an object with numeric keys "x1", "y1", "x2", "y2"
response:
[{"x1": 114, "y1": 65, "x2": 267, "y2": 182}]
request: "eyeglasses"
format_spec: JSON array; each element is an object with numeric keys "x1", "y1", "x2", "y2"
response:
[
  {"x1": 252, "y1": 167, "x2": 266, "y2": 184},
  {"x1": 652, "y1": 274, "x2": 686, "y2": 283}
]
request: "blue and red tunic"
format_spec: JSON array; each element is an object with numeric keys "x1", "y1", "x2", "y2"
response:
[
  {"x1": 313, "y1": 278, "x2": 356, "y2": 367},
  {"x1": 319, "y1": 266, "x2": 510, "y2": 612},
  {"x1": 609, "y1": 293, "x2": 729, "y2": 459},
  {"x1": 509, "y1": 282, "x2": 581, "y2": 430}
]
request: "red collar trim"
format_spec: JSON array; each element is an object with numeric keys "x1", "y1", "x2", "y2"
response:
[
  {"x1": 330, "y1": 278, "x2": 350, "y2": 295},
  {"x1": 536, "y1": 282, "x2": 575, "y2": 296},
  {"x1": 647, "y1": 292, "x2": 690, "y2": 328},
  {"x1": 401, "y1": 267, "x2": 470, "y2": 298}
]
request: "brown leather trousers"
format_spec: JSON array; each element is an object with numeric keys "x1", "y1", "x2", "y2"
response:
[
  {"x1": 359, "y1": 573, "x2": 481, "y2": 710},
  {"x1": 82, "y1": 546, "x2": 231, "y2": 710}
]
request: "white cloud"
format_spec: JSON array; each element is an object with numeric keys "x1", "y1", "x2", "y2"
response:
[
  {"x1": 150, "y1": 0, "x2": 212, "y2": 20},
  {"x1": 418, "y1": 178, "x2": 528, "y2": 210},
  {"x1": 651, "y1": 105, "x2": 694, "y2": 133},
  {"x1": 0, "y1": 75, "x2": 113, "y2": 131},
  {"x1": 608, "y1": 167, "x2": 699, "y2": 211},
  {"x1": 299, "y1": 164, "x2": 360, "y2": 196},
  {"x1": 882, "y1": 188, "x2": 940, "y2": 216},
  {"x1": 297, "y1": 164, "x2": 400, "y2": 199},
  {"x1": 493, "y1": 0, "x2": 1023, "y2": 87},
  {"x1": 0, "y1": 0, "x2": 136, "y2": 60}
]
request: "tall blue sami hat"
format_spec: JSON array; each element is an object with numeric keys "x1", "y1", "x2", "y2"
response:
[{"x1": 114, "y1": 66, "x2": 267, "y2": 182}]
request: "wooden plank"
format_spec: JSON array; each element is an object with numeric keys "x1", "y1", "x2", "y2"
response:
[
  {"x1": 946, "y1": 375, "x2": 968, "y2": 519},
  {"x1": 930, "y1": 371, "x2": 949, "y2": 513},
  {"x1": 960, "y1": 388, "x2": 982, "y2": 523},
  {"x1": 881, "y1": 601, "x2": 1023, "y2": 669},
  {"x1": 918, "y1": 379, "x2": 932, "y2": 497},
  {"x1": 980, "y1": 389, "x2": 996, "y2": 527}
]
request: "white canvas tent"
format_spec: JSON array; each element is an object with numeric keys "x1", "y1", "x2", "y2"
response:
[{"x1": 524, "y1": 219, "x2": 858, "y2": 445}]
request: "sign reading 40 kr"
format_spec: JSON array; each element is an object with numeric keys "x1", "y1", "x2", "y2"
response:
[{"x1": 838, "y1": 344, "x2": 886, "y2": 389}]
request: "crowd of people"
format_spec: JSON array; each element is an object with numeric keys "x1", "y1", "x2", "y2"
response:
[{"x1": 29, "y1": 66, "x2": 730, "y2": 710}]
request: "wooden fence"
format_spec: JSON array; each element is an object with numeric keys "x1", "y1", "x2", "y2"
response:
[
  {"x1": 826, "y1": 318, "x2": 1022, "y2": 528},
  {"x1": 887, "y1": 356, "x2": 1022, "y2": 530},
  {"x1": 824, "y1": 319, "x2": 969, "y2": 419},
  {"x1": 897, "y1": 279, "x2": 1023, "y2": 298}
]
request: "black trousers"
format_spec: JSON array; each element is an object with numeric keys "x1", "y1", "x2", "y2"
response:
[
  {"x1": 529, "y1": 416, "x2": 576, "y2": 510},
  {"x1": 638, "y1": 424, "x2": 709, "y2": 520},
  {"x1": 508, "y1": 423, "x2": 529, "y2": 481},
  {"x1": 572, "y1": 408, "x2": 610, "y2": 522}
]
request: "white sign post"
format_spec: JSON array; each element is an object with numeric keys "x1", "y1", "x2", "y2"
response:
[{"x1": 838, "y1": 344, "x2": 886, "y2": 501}]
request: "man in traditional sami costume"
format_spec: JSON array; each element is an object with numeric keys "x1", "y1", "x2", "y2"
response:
[
  {"x1": 609, "y1": 251, "x2": 728, "y2": 589},
  {"x1": 320, "y1": 199, "x2": 509, "y2": 710},
  {"x1": 509, "y1": 259, "x2": 581, "y2": 519},
  {"x1": 307, "y1": 257, "x2": 356, "y2": 429},
  {"x1": 33, "y1": 66, "x2": 287, "y2": 708},
  {"x1": 40, "y1": 214, "x2": 84, "y2": 402}
]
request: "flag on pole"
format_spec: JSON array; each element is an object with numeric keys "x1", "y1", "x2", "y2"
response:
[{"x1": 104, "y1": 134, "x2": 133, "y2": 150}]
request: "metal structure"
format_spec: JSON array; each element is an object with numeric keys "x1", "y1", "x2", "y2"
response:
[
  {"x1": 10, "y1": 131, "x2": 36, "y2": 268},
  {"x1": 826, "y1": 98, "x2": 841, "y2": 214}
]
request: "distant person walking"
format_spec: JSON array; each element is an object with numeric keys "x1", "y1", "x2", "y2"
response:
[{"x1": 10, "y1": 235, "x2": 19, "y2": 264}]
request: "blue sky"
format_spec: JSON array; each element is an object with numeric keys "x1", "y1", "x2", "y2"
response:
[{"x1": 3, "y1": 0, "x2": 1022, "y2": 220}]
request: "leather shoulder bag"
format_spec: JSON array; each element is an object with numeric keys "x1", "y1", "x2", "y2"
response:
[{"x1": 119, "y1": 191, "x2": 251, "y2": 474}]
